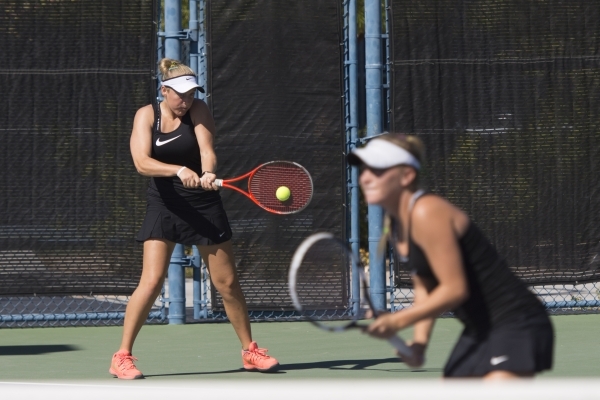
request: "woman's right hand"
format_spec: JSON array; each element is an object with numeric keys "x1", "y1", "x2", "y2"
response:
[
  {"x1": 399, "y1": 341, "x2": 426, "y2": 368},
  {"x1": 178, "y1": 168, "x2": 202, "y2": 189}
]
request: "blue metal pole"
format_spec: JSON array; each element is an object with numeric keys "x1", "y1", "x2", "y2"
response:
[
  {"x1": 168, "y1": 243, "x2": 187, "y2": 324},
  {"x1": 156, "y1": 0, "x2": 164, "y2": 101},
  {"x1": 0, "y1": 311, "x2": 164, "y2": 323},
  {"x1": 382, "y1": 0, "x2": 399, "y2": 312},
  {"x1": 383, "y1": 0, "x2": 392, "y2": 132},
  {"x1": 196, "y1": 0, "x2": 209, "y2": 319},
  {"x1": 164, "y1": 0, "x2": 186, "y2": 325},
  {"x1": 155, "y1": 2, "x2": 165, "y2": 297},
  {"x1": 201, "y1": 252, "x2": 210, "y2": 317},
  {"x1": 197, "y1": 0, "x2": 207, "y2": 103},
  {"x1": 164, "y1": 0, "x2": 182, "y2": 61},
  {"x1": 189, "y1": 0, "x2": 198, "y2": 42},
  {"x1": 364, "y1": 0, "x2": 386, "y2": 311},
  {"x1": 191, "y1": 245, "x2": 204, "y2": 319},
  {"x1": 188, "y1": 0, "x2": 199, "y2": 97},
  {"x1": 345, "y1": 0, "x2": 361, "y2": 316}
]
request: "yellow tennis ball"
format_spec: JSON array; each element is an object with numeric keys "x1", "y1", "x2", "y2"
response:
[{"x1": 276, "y1": 186, "x2": 291, "y2": 201}]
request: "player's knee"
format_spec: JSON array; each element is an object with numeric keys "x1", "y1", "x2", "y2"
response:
[
  {"x1": 137, "y1": 277, "x2": 164, "y2": 296},
  {"x1": 213, "y1": 276, "x2": 240, "y2": 297}
]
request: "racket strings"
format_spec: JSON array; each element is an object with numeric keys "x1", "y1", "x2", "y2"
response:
[
  {"x1": 249, "y1": 162, "x2": 313, "y2": 213},
  {"x1": 289, "y1": 233, "x2": 413, "y2": 356},
  {"x1": 291, "y1": 238, "x2": 355, "y2": 326}
]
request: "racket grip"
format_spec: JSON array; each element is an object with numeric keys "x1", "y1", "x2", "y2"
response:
[
  {"x1": 388, "y1": 335, "x2": 413, "y2": 357},
  {"x1": 214, "y1": 179, "x2": 223, "y2": 187}
]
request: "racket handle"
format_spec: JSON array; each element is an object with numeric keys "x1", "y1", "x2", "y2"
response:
[
  {"x1": 214, "y1": 179, "x2": 223, "y2": 187},
  {"x1": 388, "y1": 335, "x2": 413, "y2": 358}
]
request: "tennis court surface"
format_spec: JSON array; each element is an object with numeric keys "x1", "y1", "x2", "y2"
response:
[{"x1": 1, "y1": 315, "x2": 599, "y2": 398}]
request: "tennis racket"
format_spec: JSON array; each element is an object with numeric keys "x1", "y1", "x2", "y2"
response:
[
  {"x1": 214, "y1": 161, "x2": 313, "y2": 215},
  {"x1": 288, "y1": 232, "x2": 413, "y2": 357}
]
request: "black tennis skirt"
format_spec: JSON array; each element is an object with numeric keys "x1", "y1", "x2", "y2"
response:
[
  {"x1": 136, "y1": 186, "x2": 233, "y2": 246},
  {"x1": 443, "y1": 312, "x2": 554, "y2": 377}
]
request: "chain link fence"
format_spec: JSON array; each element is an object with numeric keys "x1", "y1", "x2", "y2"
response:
[{"x1": 2, "y1": 0, "x2": 599, "y2": 328}]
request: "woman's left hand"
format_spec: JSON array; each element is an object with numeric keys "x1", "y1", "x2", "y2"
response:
[
  {"x1": 365, "y1": 311, "x2": 404, "y2": 339},
  {"x1": 199, "y1": 172, "x2": 217, "y2": 190}
]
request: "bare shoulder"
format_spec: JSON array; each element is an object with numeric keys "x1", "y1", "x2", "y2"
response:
[
  {"x1": 411, "y1": 194, "x2": 453, "y2": 218},
  {"x1": 411, "y1": 194, "x2": 470, "y2": 236},
  {"x1": 134, "y1": 104, "x2": 155, "y2": 125},
  {"x1": 189, "y1": 99, "x2": 216, "y2": 135},
  {"x1": 188, "y1": 99, "x2": 211, "y2": 120}
]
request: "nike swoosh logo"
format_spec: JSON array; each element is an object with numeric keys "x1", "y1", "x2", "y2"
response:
[
  {"x1": 156, "y1": 135, "x2": 182, "y2": 146},
  {"x1": 219, "y1": 232, "x2": 225, "y2": 237},
  {"x1": 186, "y1": 77, "x2": 194, "y2": 81},
  {"x1": 490, "y1": 355, "x2": 509, "y2": 366}
]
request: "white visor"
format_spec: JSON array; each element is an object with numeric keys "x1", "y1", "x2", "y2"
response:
[
  {"x1": 348, "y1": 138, "x2": 421, "y2": 170},
  {"x1": 162, "y1": 75, "x2": 205, "y2": 93}
]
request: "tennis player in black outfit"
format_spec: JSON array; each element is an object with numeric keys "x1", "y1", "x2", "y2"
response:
[
  {"x1": 348, "y1": 133, "x2": 553, "y2": 379},
  {"x1": 109, "y1": 58, "x2": 279, "y2": 379}
]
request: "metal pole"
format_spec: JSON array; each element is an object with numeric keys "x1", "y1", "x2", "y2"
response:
[
  {"x1": 383, "y1": 0, "x2": 397, "y2": 311},
  {"x1": 345, "y1": 0, "x2": 361, "y2": 316},
  {"x1": 197, "y1": 0, "x2": 207, "y2": 103},
  {"x1": 164, "y1": 0, "x2": 185, "y2": 324},
  {"x1": 164, "y1": 0, "x2": 182, "y2": 61},
  {"x1": 364, "y1": 0, "x2": 386, "y2": 310},
  {"x1": 383, "y1": 0, "x2": 392, "y2": 133},
  {"x1": 188, "y1": 0, "x2": 199, "y2": 98},
  {"x1": 194, "y1": 1, "x2": 208, "y2": 319},
  {"x1": 0, "y1": 311, "x2": 163, "y2": 323},
  {"x1": 191, "y1": 246, "x2": 204, "y2": 319},
  {"x1": 156, "y1": 0, "x2": 164, "y2": 101},
  {"x1": 168, "y1": 243, "x2": 187, "y2": 324}
]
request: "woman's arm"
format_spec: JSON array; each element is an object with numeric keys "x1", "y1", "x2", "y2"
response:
[
  {"x1": 411, "y1": 275, "x2": 436, "y2": 347},
  {"x1": 403, "y1": 275, "x2": 435, "y2": 367},
  {"x1": 407, "y1": 197, "x2": 470, "y2": 319},
  {"x1": 190, "y1": 100, "x2": 218, "y2": 191},
  {"x1": 368, "y1": 196, "x2": 469, "y2": 335}
]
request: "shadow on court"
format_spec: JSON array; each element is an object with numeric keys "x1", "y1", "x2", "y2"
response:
[
  {"x1": 280, "y1": 358, "x2": 442, "y2": 374},
  {"x1": 0, "y1": 344, "x2": 80, "y2": 356},
  {"x1": 144, "y1": 358, "x2": 443, "y2": 377},
  {"x1": 283, "y1": 358, "x2": 406, "y2": 371}
]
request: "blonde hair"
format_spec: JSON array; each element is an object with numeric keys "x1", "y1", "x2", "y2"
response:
[
  {"x1": 374, "y1": 133, "x2": 426, "y2": 257},
  {"x1": 158, "y1": 58, "x2": 196, "y2": 81}
]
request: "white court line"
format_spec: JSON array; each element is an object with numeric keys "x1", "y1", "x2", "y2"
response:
[{"x1": 2, "y1": 380, "x2": 600, "y2": 400}]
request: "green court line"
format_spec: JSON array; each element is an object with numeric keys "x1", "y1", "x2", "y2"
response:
[{"x1": 0, "y1": 314, "x2": 597, "y2": 380}]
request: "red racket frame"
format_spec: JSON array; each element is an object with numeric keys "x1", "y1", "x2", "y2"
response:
[{"x1": 214, "y1": 161, "x2": 313, "y2": 215}]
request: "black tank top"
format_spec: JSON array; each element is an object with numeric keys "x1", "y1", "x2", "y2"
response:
[
  {"x1": 149, "y1": 102, "x2": 214, "y2": 199},
  {"x1": 406, "y1": 193, "x2": 546, "y2": 334}
]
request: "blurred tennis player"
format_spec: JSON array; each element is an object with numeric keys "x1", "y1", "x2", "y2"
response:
[
  {"x1": 109, "y1": 58, "x2": 279, "y2": 379},
  {"x1": 348, "y1": 133, "x2": 553, "y2": 379}
]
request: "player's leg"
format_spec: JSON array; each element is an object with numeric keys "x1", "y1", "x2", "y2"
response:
[
  {"x1": 198, "y1": 240, "x2": 279, "y2": 371},
  {"x1": 121, "y1": 238, "x2": 175, "y2": 350},
  {"x1": 198, "y1": 240, "x2": 251, "y2": 348},
  {"x1": 110, "y1": 238, "x2": 175, "y2": 379}
]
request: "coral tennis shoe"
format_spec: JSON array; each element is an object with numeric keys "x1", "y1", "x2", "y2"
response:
[
  {"x1": 242, "y1": 341, "x2": 280, "y2": 372},
  {"x1": 109, "y1": 350, "x2": 144, "y2": 379}
]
